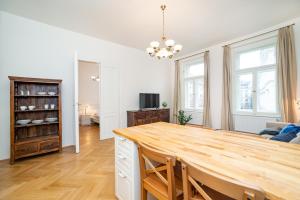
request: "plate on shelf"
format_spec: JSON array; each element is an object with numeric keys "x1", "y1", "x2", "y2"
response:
[
  {"x1": 48, "y1": 92, "x2": 56, "y2": 95},
  {"x1": 16, "y1": 119, "x2": 31, "y2": 125},
  {"x1": 37, "y1": 92, "x2": 46, "y2": 95},
  {"x1": 45, "y1": 117, "x2": 58, "y2": 122},
  {"x1": 32, "y1": 119, "x2": 44, "y2": 124}
]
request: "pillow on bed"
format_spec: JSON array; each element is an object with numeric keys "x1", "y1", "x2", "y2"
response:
[{"x1": 270, "y1": 124, "x2": 300, "y2": 142}]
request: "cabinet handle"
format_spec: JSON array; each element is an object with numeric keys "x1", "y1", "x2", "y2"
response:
[
  {"x1": 118, "y1": 171, "x2": 126, "y2": 178},
  {"x1": 118, "y1": 154, "x2": 126, "y2": 160}
]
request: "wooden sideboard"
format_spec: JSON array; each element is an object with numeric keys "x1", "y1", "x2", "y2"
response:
[{"x1": 127, "y1": 108, "x2": 169, "y2": 127}]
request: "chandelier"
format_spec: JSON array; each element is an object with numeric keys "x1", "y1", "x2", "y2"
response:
[{"x1": 146, "y1": 5, "x2": 182, "y2": 59}]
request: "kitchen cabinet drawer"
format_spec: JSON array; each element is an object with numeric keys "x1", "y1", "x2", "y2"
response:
[
  {"x1": 116, "y1": 136, "x2": 132, "y2": 151},
  {"x1": 115, "y1": 134, "x2": 140, "y2": 200},
  {"x1": 116, "y1": 168, "x2": 131, "y2": 200},
  {"x1": 116, "y1": 152, "x2": 131, "y2": 176},
  {"x1": 117, "y1": 142, "x2": 131, "y2": 158}
]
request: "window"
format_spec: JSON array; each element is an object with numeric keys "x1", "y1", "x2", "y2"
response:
[
  {"x1": 232, "y1": 38, "x2": 278, "y2": 115},
  {"x1": 182, "y1": 59, "x2": 204, "y2": 111}
]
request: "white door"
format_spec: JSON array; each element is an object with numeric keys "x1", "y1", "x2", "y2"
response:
[
  {"x1": 100, "y1": 67, "x2": 120, "y2": 140},
  {"x1": 74, "y1": 52, "x2": 80, "y2": 153}
]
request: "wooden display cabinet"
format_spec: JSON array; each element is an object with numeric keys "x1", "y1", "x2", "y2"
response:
[{"x1": 9, "y1": 76, "x2": 62, "y2": 164}]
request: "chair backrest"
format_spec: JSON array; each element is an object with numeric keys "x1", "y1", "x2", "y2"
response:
[
  {"x1": 181, "y1": 159, "x2": 265, "y2": 200},
  {"x1": 138, "y1": 142, "x2": 177, "y2": 200}
]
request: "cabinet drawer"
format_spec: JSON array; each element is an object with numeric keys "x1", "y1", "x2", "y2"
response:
[
  {"x1": 39, "y1": 139, "x2": 59, "y2": 152},
  {"x1": 15, "y1": 142, "x2": 39, "y2": 158},
  {"x1": 116, "y1": 136, "x2": 132, "y2": 151},
  {"x1": 116, "y1": 168, "x2": 131, "y2": 200},
  {"x1": 134, "y1": 112, "x2": 146, "y2": 119},
  {"x1": 135, "y1": 119, "x2": 146, "y2": 126},
  {"x1": 116, "y1": 152, "x2": 131, "y2": 176},
  {"x1": 117, "y1": 142, "x2": 131, "y2": 158}
]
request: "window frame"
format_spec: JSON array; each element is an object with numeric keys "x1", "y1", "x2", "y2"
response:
[
  {"x1": 231, "y1": 37, "x2": 280, "y2": 117},
  {"x1": 180, "y1": 57, "x2": 205, "y2": 112}
]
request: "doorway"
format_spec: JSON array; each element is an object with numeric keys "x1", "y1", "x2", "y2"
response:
[
  {"x1": 77, "y1": 60, "x2": 101, "y2": 151},
  {"x1": 74, "y1": 52, "x2": 120, "y2": 153}
]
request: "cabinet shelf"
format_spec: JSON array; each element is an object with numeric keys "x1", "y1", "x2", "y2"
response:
[
  {"x1": 14, "y1": 95, "x2": 59, "y2": 98},
  {"x1": 15, "y1": 109, "x2": 58, "y2": 113},
  {"x1": 15, "y1": 121, "x2": 59, "y2": 128}
]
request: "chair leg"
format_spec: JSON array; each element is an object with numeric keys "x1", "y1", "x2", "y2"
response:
[
  {"x1": 142, "y1": 188, "x2": 147, "y2": 200},
  {"x1": 182, "y1": 164, "x2": 190, "y2": 200}
]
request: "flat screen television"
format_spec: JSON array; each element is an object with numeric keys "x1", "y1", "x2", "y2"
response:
[{"x1": 139, "y1": 93, "x2": 160, "y2": 109}]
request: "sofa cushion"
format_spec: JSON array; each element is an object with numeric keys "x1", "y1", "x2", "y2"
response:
[
  {"x1": 290, "y1": 135, "x2": 300, "y2": 144},
  {"x1": 261, "y1": 134, "x2": 274, "y2": 139},
  {"x1": 270, "y1": 124, "x2": 300, "y2": 142},
  {"x1": 259, "y1": 128, "x2": 280, "y2": 136}
]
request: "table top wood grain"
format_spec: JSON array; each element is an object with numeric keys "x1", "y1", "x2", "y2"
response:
[{"x1": 113, "y1": 122, "x2": 300, "y2": 200}]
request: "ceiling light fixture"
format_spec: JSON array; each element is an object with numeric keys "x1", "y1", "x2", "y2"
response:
[
  {"x1": 146, "y1": 5, "x2": 182, "y2": 59},
  {"x1": 91, "y1": 76, "x2": 100, "y2": 82}
]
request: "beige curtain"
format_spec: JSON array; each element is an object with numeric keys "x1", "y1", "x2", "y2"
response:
[
  {"x1": 221, "y1": 46, "x2": 234, "y2": 131},
  {"x1": 277, "y1": 26, "x2": 298, "y2": 123},
  {"x1": 203, "y1": 51, "x2": 211, "y2": 127},
  {"x1": 173, "y1": 60, "x2": 181, "y2": 123}
]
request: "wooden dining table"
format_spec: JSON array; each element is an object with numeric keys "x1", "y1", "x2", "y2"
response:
[{"x1": 113, "y1": 122, "x2": 300, "y2": 200}]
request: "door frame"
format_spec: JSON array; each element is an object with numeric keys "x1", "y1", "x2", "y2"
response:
[{"x1": 74, "y1": 51, "x2": 101, "y2": 153}]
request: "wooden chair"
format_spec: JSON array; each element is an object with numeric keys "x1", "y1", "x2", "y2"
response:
[
  {"x1": 138, "y1": 142, "x2": 183, "y2": 200},
  {"x1": 181, "y1": 159, "x2": 266, "y2": 200}
]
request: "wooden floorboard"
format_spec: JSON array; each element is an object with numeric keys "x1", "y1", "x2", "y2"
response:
[{"x1": 0, "y1": 125, "x2": 116, "y2": 200}]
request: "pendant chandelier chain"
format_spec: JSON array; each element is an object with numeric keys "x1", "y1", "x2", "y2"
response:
[{"x1": 161, "y1": 5, "x2": 166, "y2": 41}]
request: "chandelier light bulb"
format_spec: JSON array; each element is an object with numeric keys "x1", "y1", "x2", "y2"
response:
[
  {"x1": 156, "y1": 50, "x2": 162, "y2": 57},
  {"x1": 146, "y1": 47, "x2": 154, "y2": 54},
  {"x1": 150, "y1": 41, "x2": 160, "y2": 49},
  {"x1": 160, "y1": 48, "x2": 169, "y2": 58},
  {"x1": 91, "y1": 75, "x2": 99, "y2": 82},
  {"x1": 165, "y1": 39, "x2": 175, "y2": 47},
  {"x1": 174, "y1": 44, "x2": 183, "y2": 52}
]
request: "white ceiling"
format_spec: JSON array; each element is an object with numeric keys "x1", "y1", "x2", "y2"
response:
[{"x1": 1, "y1": 0, "x2": 300, "y2": 55}]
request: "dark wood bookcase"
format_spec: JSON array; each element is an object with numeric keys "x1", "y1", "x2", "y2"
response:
[{"x1": 9, "y1": 76, "x2": 62, "y2": 164}]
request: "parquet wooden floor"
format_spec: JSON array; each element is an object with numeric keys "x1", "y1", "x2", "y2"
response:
[{"x1": 0, "y1": 126, "x2": 116, "y2": 200}]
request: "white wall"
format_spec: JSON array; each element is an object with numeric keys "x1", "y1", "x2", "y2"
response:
[
  {"x1": 172, "y1": 17, "x2": 300, "y2": 133},
  {"x1": 78, "y1": 61, "x2": 99, "y2": 115},
  {"x1": 0, "y1": 12, "x2": 171, "y2": 160}
]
